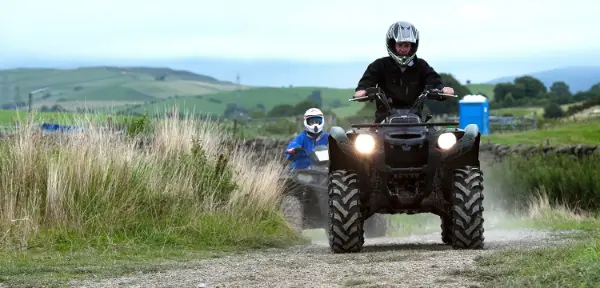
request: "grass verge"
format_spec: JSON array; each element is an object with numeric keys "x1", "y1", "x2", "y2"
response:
[
  {"x1": 445, "y1": 151, "x2": 600, "y2": 287},
  {"x1": 0, "y1": 112, "x2": 303, "y2": 286},
  {"x1": 461, "y1": 194, "x2": 600, "y2": 287}
]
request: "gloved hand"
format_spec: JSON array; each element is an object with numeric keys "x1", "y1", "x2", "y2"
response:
[{"x1": 286, "y1": 148, "x2": 296, "y2": 155}]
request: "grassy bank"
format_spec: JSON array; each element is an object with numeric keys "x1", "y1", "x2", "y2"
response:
[
  {"x1": 462, "y1": 193, "x2": 600, "y2": 287},
  {"x1": 462, "y1": 149, "x2": 600, "y2": 287},
  {"x1": 0, "y1": 114, "x2": 301, "y2": 286}
]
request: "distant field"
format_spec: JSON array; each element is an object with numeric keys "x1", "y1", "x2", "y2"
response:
[
  {"x1": 491, "y1": 102, "x2": 582, "y2": 117},
  {"x1": 0, "y1": 67, "x2": 245, "y2": 110},
  {"x1": 0, "y1": 109, "x2": 138, "y2": 127},
  {"x1": 130, "y1": 86, "x2": 356, "y2": 117},
  {"x1": 483, "y1": 117, "x2": 600, "y2": 145},
  {"x1": 465, "y1": 83, "x2": 495, "y2": 100}
]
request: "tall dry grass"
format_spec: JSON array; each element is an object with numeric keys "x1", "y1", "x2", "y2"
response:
[{"x1": 0, "y1": 113, "x2": 295, "y2": 251}]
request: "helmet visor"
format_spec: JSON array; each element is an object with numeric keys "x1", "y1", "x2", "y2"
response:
[{"x1": 307, "y1": 116, "x2": 323, "y2": 125}]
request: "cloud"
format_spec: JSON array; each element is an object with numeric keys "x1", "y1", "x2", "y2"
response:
[{"x1": 1, "y1": 0, "x2": 599, "y2": 61}]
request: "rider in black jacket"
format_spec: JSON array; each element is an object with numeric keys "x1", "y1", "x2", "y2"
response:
[{"x1": 353, "y1": 21, "x2": 455, "y2": 122}]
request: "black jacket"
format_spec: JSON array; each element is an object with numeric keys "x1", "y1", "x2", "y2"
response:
[{"x1": 355, "y1": 56, "x2": 444, "y2": 119}]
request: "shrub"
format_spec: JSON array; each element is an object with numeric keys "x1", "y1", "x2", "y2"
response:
[{"x1": 484, "y1": 153, "x2": 600, "y2": 212}]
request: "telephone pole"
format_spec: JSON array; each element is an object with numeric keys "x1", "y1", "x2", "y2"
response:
[{"x1": 236, "y1": 72, "x2": 241, "y2": 119}]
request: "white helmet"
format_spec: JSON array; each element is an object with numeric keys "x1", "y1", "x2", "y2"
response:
[{"x1": 303, "y1": 108, "x2": 324, "y2": 135}]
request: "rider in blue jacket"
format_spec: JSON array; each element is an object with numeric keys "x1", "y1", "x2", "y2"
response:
[{"x1": 285, "y1": 108, "x2": 329, "y2": 169}]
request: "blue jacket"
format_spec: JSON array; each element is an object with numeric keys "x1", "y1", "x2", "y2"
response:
[{"x1": 285, "y1": 130, "x2": 329, "y2": 169}]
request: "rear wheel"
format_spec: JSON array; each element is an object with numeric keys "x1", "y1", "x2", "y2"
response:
[
  {"x1": 327, "y1": 170, "x2": 365, "y2": 253},
  {"x1": 280, "y1": 195, "x2": 304, "y2": 233},
  {"x1": 451, "y1": 166, "x2": 485, "y2": 249}
]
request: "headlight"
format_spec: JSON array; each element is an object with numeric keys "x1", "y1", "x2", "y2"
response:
[
  {"x1": 438, "y1": 133, "x2": 457, "y2": 150},
  {"x1": 355, "y1": 134, "x2": 375, "y2": 153}
]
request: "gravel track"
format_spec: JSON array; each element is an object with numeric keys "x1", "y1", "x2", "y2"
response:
[{"x1": 73, "y1": 228, "x2": 570, "y2": 288}]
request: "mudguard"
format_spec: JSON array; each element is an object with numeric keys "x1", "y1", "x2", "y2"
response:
[
  {"x1": 329, "y1": 126, "x2": 351, "y2": 144},
  {"x1": 440, "y1": 124, "x2": 481, "y2": 167},
  {"x1": 327, "y1": 126, "x2": 369, "y2": 171}
]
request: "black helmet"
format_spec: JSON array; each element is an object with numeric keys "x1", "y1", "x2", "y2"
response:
[{"x1": 386, "y1": 21, "x2": 419, "y2": 67}]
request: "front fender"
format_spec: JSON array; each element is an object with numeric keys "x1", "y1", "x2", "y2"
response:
[
  {"x1": 328, "y1": 126, "x2": 363, "y2": 171},
  {"x1": 440, "y1": 124, "x2": 481, "y2": 167}
]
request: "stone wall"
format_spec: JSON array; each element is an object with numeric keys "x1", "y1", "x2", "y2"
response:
[
  {"x1": 240, "y1": 137, "x2": 600, "y2": 163},
  {"x1": 480, "y1": 142, "x2": 600, "y2": 161}
]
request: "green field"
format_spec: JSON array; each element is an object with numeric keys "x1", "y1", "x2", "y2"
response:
[
  {"x1": 0, "y1": 109, "x2": 143, "y2": 128},
  {"x1": 483, "y1": 116, "x2": 600, "y2": 145},
  {"x1": 490, "y1": 102, "x2": 583, "y2": 117},
  {"x1": 130, "y1": 86, "x2": 357, "y2": 117}
]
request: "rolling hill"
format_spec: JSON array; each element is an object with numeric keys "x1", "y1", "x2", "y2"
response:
[
  {"x1": 128, "y1": 83, "x2": 498, "y2": 118},
  {"x1": 0, "y1": 65, "x2": 501, "y2": 118},
  {"x1": 128, "y1": 86, "x2": 358, "y2": 117},
  {"x1": 0, "y1": 66, "x2": 248, "y2": 110}
]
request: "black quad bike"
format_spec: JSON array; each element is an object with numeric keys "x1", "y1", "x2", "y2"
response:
[
  {"x1": 326, "y1": 87, "x2": 484, "y2": 253},
  {"x1": 279, "y1": 145, "x2": 331, "y2": 233},
  {"x1": 280, "y1": 145, "x2": 388, "y2": 237}
]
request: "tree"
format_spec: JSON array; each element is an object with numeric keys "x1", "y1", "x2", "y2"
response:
[
  {"x1": 550, "y1": 81, "x2": 571, "y2": 97},
  {"x1": 573, "y1": 91, "x2": 597, "y2": 102},
  {"x1": 513, "y1": 76, "x2": 547, "y2": 99},
  {"x1": 543, "y1": 102, "x2": 564, "y2": 118},
  {"x1": 588, "y1": 82, "x2": 600, "y2": 94},
  {"x1": 493, "y1": 82, "x2": 514, "y2": 102},
  {"x1": 425, "y1": 73, "x2": 471, "y2": 115},
  {"x1": 503, "y1": 93, "x2": 516, "y2": 107}
]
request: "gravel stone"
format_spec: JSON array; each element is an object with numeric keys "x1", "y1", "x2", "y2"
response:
[{"x1": 72, "y1": 228, "x2": 570, "y2": 288}]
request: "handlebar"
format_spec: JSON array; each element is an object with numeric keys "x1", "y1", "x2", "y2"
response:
[
  {"x1": 348, "y1": 87, "x2": 458, "y2": 118},
  {"x1": 349, "y1": 96, "x2": 369, "y2": 102},
  {"x1": 349, "y1": 88, "x2": 457, "y2": 103},
  {"x1": 422, "y1": 89, "x2": 458, "y2": 100}
]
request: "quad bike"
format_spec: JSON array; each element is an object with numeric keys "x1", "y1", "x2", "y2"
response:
[
  {"x1": 280, "y1": 145, "x2": 388, "y2": 237},
  {"x1": 279, "y1": 145, "x2": 331, "y2": 233},
  {"x1": 326, "y1": 86, "x2": 484, "y2": 253}
]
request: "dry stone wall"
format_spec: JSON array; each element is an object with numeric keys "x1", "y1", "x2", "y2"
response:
[
  {"x1": 480, "y1": 142, "x2": 600, "y2": 161},
  {"x1": 240, "y1": 137, "x2": 600, "y2": 163}
]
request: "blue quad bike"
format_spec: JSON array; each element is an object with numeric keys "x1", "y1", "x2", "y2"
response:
[
  {"x1": 280, "y1": 145, "x2": 388, "y2": 238},
  {"x1": 326, "y1": 87, "x2": 485, "y2": 253}
]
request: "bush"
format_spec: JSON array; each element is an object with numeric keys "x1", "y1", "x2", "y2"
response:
[
  {"x1": 543, "y1": 102, "x2": 565, "y2": 118},
  {"x1": 485, "y1": 153, "x2": 600, "y2": 212},
  {"x1": 0, "y1": 114, "x2": 298, "y2": 251}
]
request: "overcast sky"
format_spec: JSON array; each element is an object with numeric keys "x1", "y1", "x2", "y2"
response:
[{"x1": 2, "y1": 0, "x2": 599, "y2": 62}]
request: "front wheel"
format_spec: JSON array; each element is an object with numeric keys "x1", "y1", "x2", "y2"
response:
[
  {"x1": 327, "y1": 170, "x2": 365, "y2": 253},
  {"x1": 450, "y1": 166, "x2": 485, "y2": 249}
]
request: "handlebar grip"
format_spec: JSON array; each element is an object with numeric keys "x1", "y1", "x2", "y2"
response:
[{"x1": 349, "y1": 96, "x2": 370, "y2": 102}]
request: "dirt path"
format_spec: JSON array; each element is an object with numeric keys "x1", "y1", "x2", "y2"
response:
[{"x1": 73, "y1": 228, "x2": 569, "y2": 288}]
